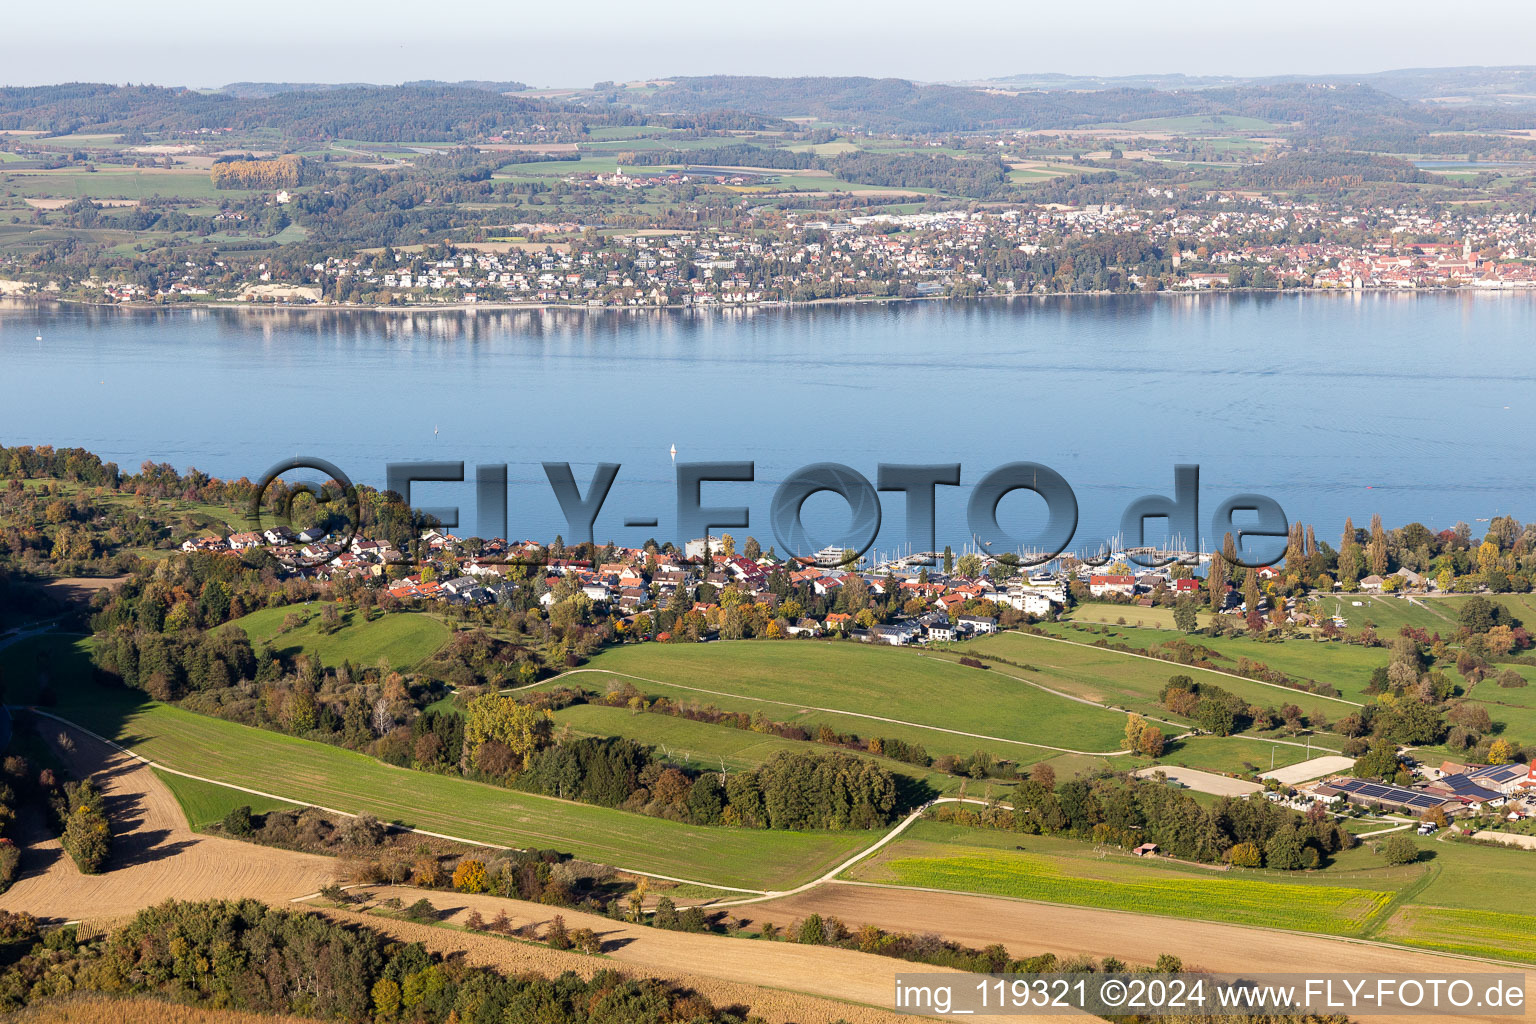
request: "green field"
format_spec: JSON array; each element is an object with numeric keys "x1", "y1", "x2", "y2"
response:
[
  {"x1": 1152, "y1": 734, "x2": 1319, "y2": 774},
  {"x1": 551, "y1": 641, "x2": 1135, "y2": 759},
  {"x1": 2, "y1": 168, "x2": 252, "y2": 202},
  {"x1": 232, "y1": 606, "x2": 450, "y2": 670},
  {"x1": 1089, "y1": 115, "x2": 1277, "y2": 133},
  {"x1": 850, "y1": 823, "x2": 1398, "y2": 936},
  {"x1": 1380, "y1": 905, "x2": 1536, "y2": 962},
  {"x1": 41, "y1": 669, "x2": 870, "y2": 891},
  {"x1": 1307, "y1": 592, "x2": 1536, "y2": 641},
  {"x1": 493, "y1": 156, "x2": 623, "y2": 179},
  {"x1": 1311, "y1": 593, "x2": 1460, "y2": 634},
  {"x1": 152, "y1": 767, "x2": 302, "y2": 829},
  {"x1": 966, "y1": 630, "x2": 1360, "y2": 726},
  {"x1": 1404, "y1": 835, "x2": 1536, "y2": 914},
  {"x1": 1039, "y1": 618, "x2": 1386, "y2": 702},
  {"x1": 1058, "y1": 603, "x2": 1215, "y2": 632}
]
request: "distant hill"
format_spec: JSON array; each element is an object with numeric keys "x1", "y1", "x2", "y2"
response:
[
  {"x1": 0, "y1": 83, "x2": 577, "y2": 141},
  {"x1": 973, "y1": 66, "x2": 1536, "y2": 107},
  {"x1": 220, "y1": 80, "x2": 531, "y2": 98},
  {"x1": 634, "y1": 75, "x2": 1526, "y2": 133}
]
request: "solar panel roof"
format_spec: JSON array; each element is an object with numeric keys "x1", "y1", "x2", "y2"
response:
[{"x1": 1329, "y1": 778, "x2": 1443, "y2": 808}]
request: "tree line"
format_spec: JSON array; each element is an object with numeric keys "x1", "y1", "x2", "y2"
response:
[
  {"x1": 936, "y1": 769, "x2": 1358, "y2": 870},
  {"x1": 0, "y1": 898, "x2": 759, "y2": 1022}
]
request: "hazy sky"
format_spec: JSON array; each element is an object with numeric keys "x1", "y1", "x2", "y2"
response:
[{"x1": 6, "y1": 0, "x2": 1536, "y2": 88}]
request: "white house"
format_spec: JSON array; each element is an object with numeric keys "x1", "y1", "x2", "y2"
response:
[{"x1": 1088, "y1": 574, "x2": 1136, "y2": 598}]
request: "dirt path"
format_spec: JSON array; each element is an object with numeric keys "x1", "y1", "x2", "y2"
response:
[
  {"x1": 0, "y1": 722, "x2": 336, "y2": 923},
  {"x1": 745, "y1": 884, "x2": 1533, "y2": 1024},
  {"x1": 330, "y1": 888, "x2": 1038, "y2": 1023}
]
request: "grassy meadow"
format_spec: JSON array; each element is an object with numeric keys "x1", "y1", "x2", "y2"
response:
[
  {"x1": 961, "y1": 630, "x2": 1361, "y2": 725},
  {"x1": 1041, "y1": 615, "x2": 1388, "y2": 701},
  {"x1": 41, "y1": 670, "x2": 870, "y2": 891},
  {"x1": 551, "y1": 641, "x2": 1136, "y2": 757},
  {"x1": 152, "y1": 767, "x2": 302, "y2": 829},
  {"x1": 231, "y1": 606, "x2": 450, "y2": 670}
]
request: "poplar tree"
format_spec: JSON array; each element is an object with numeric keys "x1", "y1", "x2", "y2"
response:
[
  {"x1": 1209, "y1": 532, "x2": 1232, "y2": 611},
  {"x1": 1339, "y1": 517, "x2": 1362, "y2": 585},
  {"x1": 1368, "y1": 513, "x2": 1388, "y2": 576}
]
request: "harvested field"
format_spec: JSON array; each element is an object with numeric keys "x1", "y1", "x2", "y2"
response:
[
  {"x1": 11, "y1": 996, "x2": 313, "y2": 1023},
  {"x1": 38, "y1": 577, "x2": 129, "y2": 612},
  {"x1": 0, "y1": 722, "x2": 336, "y2": 923},
  {"x1": 1132, "y1": 764, "x2": 1261, "y2": 796},
  {"x1": 748, "y1": 884, "x2": 1534, "y2": 1024},
  {"x1": 23, "y1": 198, "x2": 141, "y2": 210},
  {"x1": 321, "y1": 898, "x2": 979, "y2": 1024}
]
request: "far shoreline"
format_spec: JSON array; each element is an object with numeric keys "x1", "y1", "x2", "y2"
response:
[{"x1": 5, "y1": 284, "x2": 1536, "y2": 319}]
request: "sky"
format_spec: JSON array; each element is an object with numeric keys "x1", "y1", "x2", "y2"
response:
[{"x1": 5, "y1": 0, "x2": 1536, "y2": 88}]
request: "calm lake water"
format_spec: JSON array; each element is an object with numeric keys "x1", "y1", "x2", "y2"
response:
[{"x1": 2, "y1": 292, "x2": 1534, "y2": 559}]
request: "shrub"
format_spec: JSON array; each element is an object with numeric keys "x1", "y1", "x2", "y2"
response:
[
  {"x1": 402, "y1": 898, "x2": 438, "y2": 922},
  {"x1": 221, "y1": 805, "x2": 255, "y2": 837}
]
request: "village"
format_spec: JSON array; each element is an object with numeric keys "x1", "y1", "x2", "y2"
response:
[
  {"x1": 85, "y1": 188, "x2": 1536, "y2": 306},
  {"x1": 187, "y1": 521, "x2": 1506, "y2": 643}
]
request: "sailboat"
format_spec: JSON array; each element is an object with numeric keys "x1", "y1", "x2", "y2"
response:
[{"x1": 669, "y1": 444, "x2": 677, "y2": 462}]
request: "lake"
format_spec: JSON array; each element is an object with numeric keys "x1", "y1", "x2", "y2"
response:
[{"x1": 2, "y1": 292, "x2": 1533, "y2": 562}]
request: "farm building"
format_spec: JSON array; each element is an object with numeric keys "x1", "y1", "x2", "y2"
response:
[
  {"x1": 1314, "y1": 778, "x2": 1456, "y2": 814},
  {"x1": 1427, "y1": 773, "x2": 1507, "y2": 808},
  {"x1": 1465, "y1": 762, "x2": 1533, "y2": 795}
]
